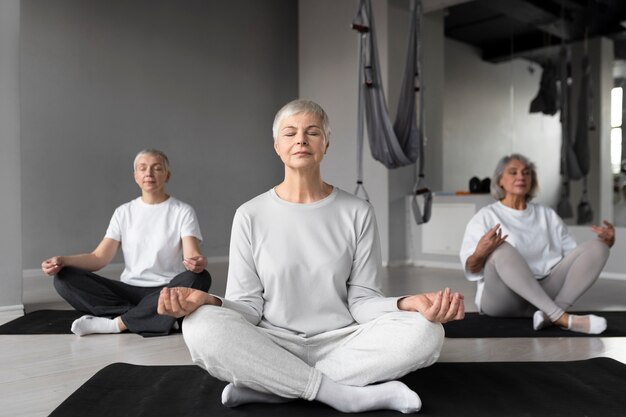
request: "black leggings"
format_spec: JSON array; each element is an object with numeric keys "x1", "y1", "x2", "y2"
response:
[{"x1": 54, "y1": 267, "x2": 211, "y2": 337}]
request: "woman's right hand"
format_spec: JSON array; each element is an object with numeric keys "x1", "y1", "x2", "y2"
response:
[
  {"x1": 41, "y1": 256, "x2": 64, "y2": 276},
  {"x1": 475, "y1": 224, "x2": 508, "y2": 258},
  {"x1": 465, "y1": 224, "x2": 508, "y2": 273}
]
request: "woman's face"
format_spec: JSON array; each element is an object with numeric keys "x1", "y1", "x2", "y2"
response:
[
  {"x1": 274, "y1": 112, "x2": 328, "y2": 170},
  {"x1": 499, "y1": 158, "x2": 532, "y2": 199},
  {"x1": 133, "y1": 154, "x2": 170, "y2": 194}
]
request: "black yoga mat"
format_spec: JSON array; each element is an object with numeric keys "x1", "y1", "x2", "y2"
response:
[
  {"x1": 0, "y1": 309, "x2": 182, "y2": 336},
  {"x1": 443, "y1": 311, "x2": 626, "y2": 338},
  {"x1": 49, "y1": 357, "x2": 626, "y2": 417},
  {"x1": 0, "y1": 309, "x2": 83, "y2": 334}
]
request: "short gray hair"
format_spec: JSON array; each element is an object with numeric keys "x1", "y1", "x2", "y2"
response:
[
  {"x1": 133, "y1": 149, "x2": 170, "y2": 172},
  {"x1": 272, "y1": 99, "x2": 331, "y2": 143},
  {"x1": 490, "y1": 153, "x2": 538, "y2": 201}
]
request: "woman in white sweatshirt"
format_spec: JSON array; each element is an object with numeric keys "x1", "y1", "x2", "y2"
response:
[
  {"x1": 460, "y1": 153, "x2": 614, "y2": 334},
  {"x1": 157, "y1": 99, "x2": 464, "y2": 414}
]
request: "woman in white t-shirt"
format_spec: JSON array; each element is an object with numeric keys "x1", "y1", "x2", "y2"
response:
[
  {"x1": 41, "y1": 149, "x2": 211, "y2": 337},
  {"x1": 460, "y1": 153, "x2": 614, "y2": 334},
  {"x1": 156, "y1": 100, "x2": 465, "y2": 414}
]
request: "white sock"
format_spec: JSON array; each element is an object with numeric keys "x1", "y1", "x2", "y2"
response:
[
  {"x1": 315, "y1": 376, "x2": 421, "y2": 414},
  {"x1": 71, "y1": 315, "x2": 122, "y2": 336},
  {"x1": 564, "y1": 314, "x2": 607, "y2": 335},
  {"x1": 221, "y1": 383, "x2": 291, "y2": 407},
  {"x1": 533, "y1": 310, "x2": 552, "y2": 330}
]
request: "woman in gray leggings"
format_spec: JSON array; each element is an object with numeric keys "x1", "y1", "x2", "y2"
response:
[{"x1": 460, "y1": 154, "x2": 614, "y2": 334}]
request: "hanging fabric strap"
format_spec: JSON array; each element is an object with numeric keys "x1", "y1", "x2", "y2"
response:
[
  {"x1": 574, "y1": 40, "x2": 595, "y2": 224},
  {"x1": 353, "y1": 4, "x2": 370, "y2": 201},
  {"x1": 408, "y1": 0, "x2": 431, "y2": 224},
  {"x1": 352, "y1": 0, "x2": 431, "y2": 224},
  {"x1": 557, "y1": 44, "x2": 574, "y2": 219},
  {"x1": 574, "y1": 54, "x2": 592, "y2": 177}
]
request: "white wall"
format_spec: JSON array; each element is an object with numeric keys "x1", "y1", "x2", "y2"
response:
[
  {"x1": 387, "y1": 2, "x2": 445, "y2": 262},
  {"x1": 443, "y1": 39, "x2": 562, "y2": 206},
  {"x1": 20, "y1": 0, "x2": 297, "y2": 269}
]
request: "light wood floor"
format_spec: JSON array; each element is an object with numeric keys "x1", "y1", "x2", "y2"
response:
[{"x1": 2, "y1": 264, "x2": 626, "y2": 417}]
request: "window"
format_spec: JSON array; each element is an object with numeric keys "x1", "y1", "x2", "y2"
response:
[{"x1": 611, "y1": 87, "x2": 623, "y2": 175}]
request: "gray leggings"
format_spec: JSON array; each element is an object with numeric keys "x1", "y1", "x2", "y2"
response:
[
  {"x1": 182, "y1": 306, "x2": 444, "y2": 400},
  {"x1": 480, "y1": 240, "x2": 609, "y2": 321}
]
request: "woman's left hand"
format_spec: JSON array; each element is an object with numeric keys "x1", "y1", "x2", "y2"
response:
[
  {"x1": 592, "y1": 220, "x2": 615, "y2": 248},
  {"x1": 398, "y1": 288, "x2": 465, "y2": 323},
  {"x1": 183, "y1": 255, "x2": 208, "y2": 273}
]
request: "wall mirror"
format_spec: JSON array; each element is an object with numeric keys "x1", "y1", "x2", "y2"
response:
[{"x1": 442, "y1": 0, "x2": 626, "y2": 227}]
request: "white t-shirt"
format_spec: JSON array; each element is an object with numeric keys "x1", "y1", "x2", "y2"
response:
[
  {"x1": 105, "y1": 196, "x2": 202, "y2": 287},
  {"x1": 220, "y1": 187, "x2": 400, "y2": 337},
  {"x1": 459, "y1": 201, "x2": 577, "y2": 309}
]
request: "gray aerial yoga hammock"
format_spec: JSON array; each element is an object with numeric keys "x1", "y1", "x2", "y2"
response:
[
  {"x1": 557, "y1": 45, "x2": 575, "y2": 219},
  {"x1": 556, "y1": 42, "x2": 594, "y2": 224},
  {"x1": 574, "y1": 53, "x2": 595, "y2": 224},
  {"x1": 352, "y1": 0, "x2": 432, "y2": 224}
]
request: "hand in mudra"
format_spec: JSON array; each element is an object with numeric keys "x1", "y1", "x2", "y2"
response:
[
  {"x1": 157, "y1": 287, "x2": 214, "y2": 318},
  {"x1": 399, "y1": 288, "x2": 465, "y2": 323}
]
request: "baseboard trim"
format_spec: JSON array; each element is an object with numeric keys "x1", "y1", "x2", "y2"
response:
[
  {"x1": 386, "y1": 259, "x2": 412, "y2": 267},
  {"x1": 0, "y1": 304, "x2": 25, "y2": 325},
  {"x1": 410, "y1": 260, "x2": 463, "y2": 270},
  {"x1": 409, "y1": 260, "x2": 626, "y2": 281},
  {"x1": 600, "y1": 271, "x2": 626, "y2": 281}
]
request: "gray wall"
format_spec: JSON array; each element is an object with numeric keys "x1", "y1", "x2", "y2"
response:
[
  {"x1": 0, "y1": 0, "x2": 22, "y2": 314},
  {"x1": 14, "y1": 0, "x2": 626, "y2": 283},
  {"x1": 20, "y1": 0, "x2": 297, "y2": 269}
]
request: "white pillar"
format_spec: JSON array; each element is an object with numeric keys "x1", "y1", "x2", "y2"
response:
[{"x1": 0, "y1": 0, "x2": 24, "y2": 321}]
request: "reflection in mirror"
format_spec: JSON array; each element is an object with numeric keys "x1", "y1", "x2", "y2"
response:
[{"x1": 441, "y1": 1, "x2": 626, "y2": 229}]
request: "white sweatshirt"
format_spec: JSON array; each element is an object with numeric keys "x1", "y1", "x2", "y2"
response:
[
  {"x1": 220, "y1": 187, "x2": 401, "y2": 337},
  {"x1": 459, "y1": 201, "x2": 577, "y2": 309}
]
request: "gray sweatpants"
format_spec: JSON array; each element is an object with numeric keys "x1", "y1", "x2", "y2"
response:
[
  {"x1": 182, "y1": 306, "x2": 444, "y2": 400},
  {"x1": 481, "y1": 240, "x2": 609, "y2": 321}
]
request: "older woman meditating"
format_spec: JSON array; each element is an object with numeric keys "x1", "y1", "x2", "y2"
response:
[
  {"x1": 41, "y1": 149, "x2": 212, "y2": 337},
  {"x1": 158, "y1": 99, "x2": 464, "y2": 414},
  {"x1": 460, "y1": 153, "x2": 614, "y2": 334}
]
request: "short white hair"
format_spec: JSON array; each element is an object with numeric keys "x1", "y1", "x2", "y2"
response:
[
  {"x1": 133, "y1": 149, "x2": 170, "y2": 172},
  {"x1": 272, "y1": 99, "x2": 331, "y2": 143}
]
